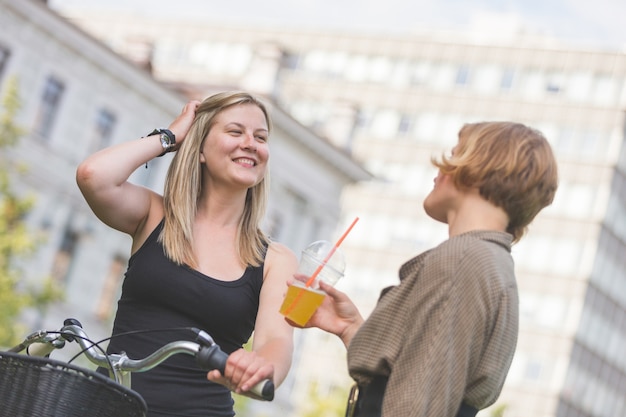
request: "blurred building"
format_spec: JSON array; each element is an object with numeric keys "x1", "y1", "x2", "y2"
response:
[
  {"x1": 0, "y1": 0, "x2": 369, "y2": 414},
  {"x1": 53, "y1": 7, "x2": 626, "y2": 417}
]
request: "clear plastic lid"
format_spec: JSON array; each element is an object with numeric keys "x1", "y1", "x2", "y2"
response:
[{"x1": 302, "y1": 240, "x2": 346, "y2": 275}]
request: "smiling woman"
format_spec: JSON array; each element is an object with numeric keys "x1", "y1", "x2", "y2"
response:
[{"x1": 76, "y1": 91, "x2": 298, "y2": 417}]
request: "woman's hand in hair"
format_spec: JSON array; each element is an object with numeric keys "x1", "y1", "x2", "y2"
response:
[{"x1": 168, "y1": 100, "x2": 201, "y2": 149}]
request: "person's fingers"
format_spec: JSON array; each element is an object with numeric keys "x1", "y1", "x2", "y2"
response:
[
  {"x1": 319, "y1": 280, "x2": 343, "y2": 299},
  {"x1": 183, "y1": 100, "x2": 201, "y2": 114},
  {"x1": 226, "y1": 350, "x2": 273, "y2": 393},
  {"x1": 240, "y1": 362, "x2": 273, "y2": 392},
  {"x1": 207, "y1": 369, "x2": 228, "y2": 388},
  {"x1": 225, "y1": 350, "x2": 247, "y2": 389}
]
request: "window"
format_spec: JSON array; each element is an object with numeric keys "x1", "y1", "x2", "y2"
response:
[
  {"x1": 370, "y1": 109, "x2": 400, "y2": 139},
  {"x1": 441, "y1": 114, "x2": 464, "y2": 147},
  {"x1": 455, "y1": 65, "x2": 471, "y2": 86},
  {"x1": 326, "y1": 51, "x2": 348, "y2": 78},
  {"x1": 289, "y1": 100, "x2": 316, "y2": 126},
  {"x1": 353, "y1": 107, "x2": 374, "y2": 134},
  {"x1": 397, "y1": 113, "x2": 413, "y2": 137},
  {"x1": 0, "y1": 44, "x2": 10, "y2": 81},
  {"x1": 368, "y1": 56, "x2": 392, "y2": 83},
  {"x1": 472, "y1": 65, "x2": 500, "y2": 94},
  {"x1": 207, "y1": 42, "x2": 229, "y2": 73},
  {"x1": 51, "y1": 225, "x2": 78, "y2": 285},
  {"x1": 411, "y1": 61, "x2": 431, "y2": 85},
  {"x1": 500, "y1": 68, "x2": 515, "y2": 91},
  {"x1": 389, "y1": 59, "x2": 412, "y2": 88},
  {"x1": 289, "y1": 99, "x2": 330, "y2": 130},
  {"x1": 520, "y1": 69, "x2": 544, "y2": 100},
  {"x1": 33, "y1": 76, "x2": 65, "y2": 140},
  {"x1": 431, "y1": 63, "x2": 457, "y2": 92},
  {"x1": 524, "y1": 359, "x2": 543, "y2": 381},
  {"x1": 281, "y1": 51, "x2": 300, "y2": 70},
  {"x1": 345, "y1": 54, "x2": 368, "y2": 82},
  {"x1": 546, "y1": 71, "x2": 565, "y2": 94},
  {"x1": 566, "y1": 71, "x2": 593, "y2": 102},
  {"x1": 229, "y1": 43, "x2": 252, "y2": 75},
  {"x1": 189, "y1": 41, "x2": 212, "y2": 67},
  {"x1": 555, "y1": 127, "x2": 578, "y2": 157},
  {"x1": 303, "y1": 49, "x2": 327, "y2": 74},
  {"x1": 95, "y1": 255, "x2": 126, "y2": 320},
  {"x1": 413, "y1": 112, "x2": 440, "y2": 143},
  {"x1": 88, "y1": 108, "x2": 116, "y2": 153},
  {"x1": 591, "y1": 74, "x2": 621, "y2": 107}
]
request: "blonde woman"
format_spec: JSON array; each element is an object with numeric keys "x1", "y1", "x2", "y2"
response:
[{"x1": 77, "y1": 92, "x2": 297, "y2": 416}]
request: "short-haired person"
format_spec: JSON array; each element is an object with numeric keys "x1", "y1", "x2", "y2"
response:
[
  {"x1": 289, "y1": 122, "x2": 559, "y2": 417},
  {"x1": 77, "y1": 92, "x2": 298, "y2": 416}
]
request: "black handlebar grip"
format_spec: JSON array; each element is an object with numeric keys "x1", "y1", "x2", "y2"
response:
[
  {"x1": 258, "y1": 379, "x2": 275, "y2": 401},
  {"x1": 62, "y1": 318, "x2": 83, "y2": 342},
  {"x1": 196, "y1": 345, "x2": 228, "y2": 373},
  {"x1": 196, "y1": 345, "x2": 275, "y2": 401},
  {"x1": 63, "y1": 318, "x2": 83, "y2": 327}
]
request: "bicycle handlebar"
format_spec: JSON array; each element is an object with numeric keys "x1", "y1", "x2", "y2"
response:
[{"x1": 10, "y1": 318, "x2": 274, "y2": 401}]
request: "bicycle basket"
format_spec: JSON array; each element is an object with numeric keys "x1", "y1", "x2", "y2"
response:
[{"x1": 0, "y1": 351, "x2": 147, "y2": 417}]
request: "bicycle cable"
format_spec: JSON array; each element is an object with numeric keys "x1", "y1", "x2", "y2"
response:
[
  {"x1": 65, "y1": 326, "x2": 202, "y2": 366},
  {"x1": 27, "y1": 331, "x2": 115, "y2": 372}
]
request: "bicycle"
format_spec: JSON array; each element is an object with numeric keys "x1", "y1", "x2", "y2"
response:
[{"x1": 0, "y1": 318, "x2": 275, "y2": 417}]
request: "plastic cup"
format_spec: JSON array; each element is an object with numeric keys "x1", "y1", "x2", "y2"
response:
[
  {"x1": 280, "y1": 240, "x2": 345, "y2": 326},
  {"x1": 279, "y1": 281, "x2": 327, "y2": 327}
]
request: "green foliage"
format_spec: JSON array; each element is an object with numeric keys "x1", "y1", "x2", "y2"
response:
[
  {"x1": 0, "y1": 77, "x2": 24, "y2": 148},
  {"x1": 490, "y1": 403, "x2": 508, "y2": 417},
  {"x1": 299, "y1": 381, "x2": 348, "y2": 417},
  {"x1": 0, "y1": 77, "x2": 63, "y2": 347}
]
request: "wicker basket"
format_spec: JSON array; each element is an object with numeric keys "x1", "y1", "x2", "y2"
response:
[{"x1": 0, "y1": 351, "x2": 147, "y2": 417}]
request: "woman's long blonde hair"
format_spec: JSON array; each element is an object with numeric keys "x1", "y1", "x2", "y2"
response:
[{"x1": 160, "y1": 92, "x2": 271, "y2": 268}]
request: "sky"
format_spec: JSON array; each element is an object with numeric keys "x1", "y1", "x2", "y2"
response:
[{"x1": 49, "y1": 0, "x2": 626, "y2": 51}]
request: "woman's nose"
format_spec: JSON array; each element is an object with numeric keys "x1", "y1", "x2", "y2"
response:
[{"x1": 241, "y1": 133, "x2": 257, "y2": 151}]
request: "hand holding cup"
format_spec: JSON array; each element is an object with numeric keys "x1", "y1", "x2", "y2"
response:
[{"x1": 279, "y1": 240, "x2": 345, "y2": 326}]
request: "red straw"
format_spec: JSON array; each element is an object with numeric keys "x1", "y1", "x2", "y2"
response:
[{"x1": 304, "y1": 216, "x2": 359, "y2": 287}]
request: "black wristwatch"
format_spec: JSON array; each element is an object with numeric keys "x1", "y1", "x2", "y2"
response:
[{"x1": 147, "y1": 128, "x2": 176, "y2": 156}]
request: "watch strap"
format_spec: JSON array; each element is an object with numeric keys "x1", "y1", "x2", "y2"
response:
[{"x1": 147, "y1": 128, "x2": 176, "y2": 156}]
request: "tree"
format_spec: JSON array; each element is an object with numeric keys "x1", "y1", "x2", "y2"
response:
[{"x1": 0, "y1": 77, "x2": 62, "y2": 348}]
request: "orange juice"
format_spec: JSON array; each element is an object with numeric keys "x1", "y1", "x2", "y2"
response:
[{"x1": 279, "y1": 282, "x2": 326, "y2": 326}]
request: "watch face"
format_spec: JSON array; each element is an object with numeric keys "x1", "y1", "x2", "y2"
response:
[{"x1": 160, "y1": 132, "x2": 172, "y2": 148}]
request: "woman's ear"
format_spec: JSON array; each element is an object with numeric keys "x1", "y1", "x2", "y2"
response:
[{"x1": 199, "y1": 151, "x2": 205, "y2": 163}]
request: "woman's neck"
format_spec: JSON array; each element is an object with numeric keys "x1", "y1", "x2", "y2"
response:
[
  {"x1": 196, "y1": 188, "x2": 246, "y2": 227},
  {"x1": 446, "y1": 190, "x2": 509, "y2": 238}
]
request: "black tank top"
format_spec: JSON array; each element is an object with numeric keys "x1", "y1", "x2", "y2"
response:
[{"x1": 101, "y1": 220, "x2": 265, "y2": 417}]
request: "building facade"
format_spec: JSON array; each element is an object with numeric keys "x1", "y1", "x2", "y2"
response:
[{"x1": 46, "y1": 4, "x2": 626, "y2": 417}]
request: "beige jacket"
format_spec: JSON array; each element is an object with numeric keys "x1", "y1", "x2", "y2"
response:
[{"x1": 347, "y1": 231, "x2": 518, "y2": 416}]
